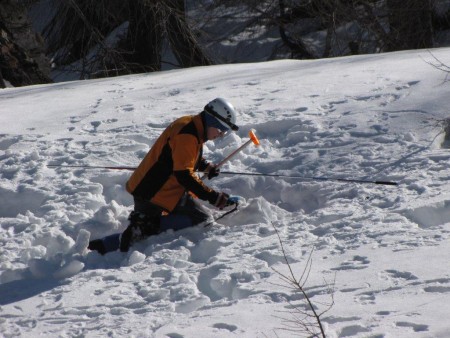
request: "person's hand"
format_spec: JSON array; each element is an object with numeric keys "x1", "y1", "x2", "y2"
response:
[
  {"x1": 212, "y1": 192, "x2": 229, "y2": 209},
  {"x1": 206, "y1": 164, "x2": 220, "y2": 180}
]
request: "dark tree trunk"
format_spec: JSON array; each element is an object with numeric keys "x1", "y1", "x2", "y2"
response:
[
  {"x1": 0, "y1": 0, "x2": 52, "y2": 87},
  {"x1": 387, "y1": 0, "x2": 434, "y2": 51},
  {"x1": 278, "y1": 0, "x2": 315, "y2": 59},
  {"x1": 0, "y1": 23, "x2": 52, "y2": 87},
  {"x1": 166, "y1": 0, "x2": 212, "y2": 67},
  {"x1": 0, "y1": 68, "x2": 5, "y2": 88},
  {"x1": 126, "y1": 1, "x2": 163, "y2": 72},
  {"x1": 41, "y1": 0, "x2": 212, "y2": 77}
]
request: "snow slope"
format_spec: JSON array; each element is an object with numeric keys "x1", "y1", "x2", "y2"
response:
[{"x1": 0, "y1": 49, "x2": 449, "y2": 337}]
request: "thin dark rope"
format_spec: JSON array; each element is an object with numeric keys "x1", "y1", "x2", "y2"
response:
[{"x1": 204, "y1": 203, "x2": 239, "y2": 227}]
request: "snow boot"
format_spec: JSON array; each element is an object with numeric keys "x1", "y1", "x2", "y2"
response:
[
  {"x1": 88, "y1": 239, "x2": 107, "y2": 255},
  {"x1": 119, "y1": 211, "x2": 160, "y2": 252}
]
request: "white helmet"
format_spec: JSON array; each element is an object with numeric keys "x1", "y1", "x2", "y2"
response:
[{"x1": 204, "y1": 98, "x2": 239, "y2": 131}]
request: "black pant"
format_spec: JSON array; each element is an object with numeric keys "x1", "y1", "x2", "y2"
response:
[{"x1": 134, "y1": 193, "x2": 210, "y2": 227}]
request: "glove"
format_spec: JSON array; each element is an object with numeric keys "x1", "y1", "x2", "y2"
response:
[
  {"x1": 206, "y1": 164, "x2": 220, "y2": 180},
  {"x1": 212, "y1": 192, "x2": 229, "y2": 210},
  {"x1": 226, "y1": 196, "x2": 240, "y2": 206}
]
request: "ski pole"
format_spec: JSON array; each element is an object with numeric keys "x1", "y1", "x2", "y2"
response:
[
  {"x1": 47, "y1": 164, "x2": 136, "y2": 170},
  {"x1": 201, "y1": 129, "x2": 260, "y2": 179},
  {"x1": 218, "y1": 171, "x2": 398, "y2": 186}
]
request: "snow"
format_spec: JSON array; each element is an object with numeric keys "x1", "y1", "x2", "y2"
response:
[{"x1": 1, "y1": 48, "x2": 450, "y2": 337}]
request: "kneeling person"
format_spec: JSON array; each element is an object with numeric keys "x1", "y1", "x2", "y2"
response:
[{"x1": 120, "y1": 98, "x2": 240, "y2": 252}]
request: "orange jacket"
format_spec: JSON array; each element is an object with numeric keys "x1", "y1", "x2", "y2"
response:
[{"x1": 126, "y1": 113, "x2": 217, "y2": 212}]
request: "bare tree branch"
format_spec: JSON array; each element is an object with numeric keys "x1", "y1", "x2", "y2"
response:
[
  {"x1": 41, "y1": 0, "x2": 211, "y2": 79},
  {"x1": 271, "y1": 222, "x2": 335, "y2": 337}
]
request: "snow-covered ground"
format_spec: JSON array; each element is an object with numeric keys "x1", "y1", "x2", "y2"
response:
[{"x1": 0, "y1": 48, "x2": 449, "y2": 337}]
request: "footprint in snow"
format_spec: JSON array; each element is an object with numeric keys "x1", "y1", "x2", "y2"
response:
[
  {"x1": 167, "y1": 89, "x2": 180, "y2": 96},
  {"x1": 120, "y1": 104, "x2": 134, "y2": 112},
  {"x1": 354, "y1": 291, "x2": 376, "y2": 305},
  {"x1": 339, "y1": 324, "x2": 372, "y2": 337},
  {"x1": 331, "y1": 255, "x2": 370, "y2": 271},
  {"x1": 245, "y1": 80, "x2": 259, "y2": 86},
  {"x1": 423, "y1": 278, "x2": 450, "y2": 293},
  {"x1": 396, "y1": 321, "x2": 428, "y2": 332},
  {"x1": 166, "y1": 333, "x2": 184, "y2": 338},
  {"x1": 90, "y1": 98, "x2": 102, "y2": 109},
  {"x1": 213, "y1": 323, "x2": 238, "y2": 332},
  {"x1": 378, "y1": 269, "x2": 419, "y2": 286},
  {"x1": 70, "y1": 116, "x2": 81, "y2": 123},
  {"x1": 395, "y1": 80, "x2": 420, "y2": 90},
  {"x1": 91, "y1": 121, "x2": 101, "y2": 132}
]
